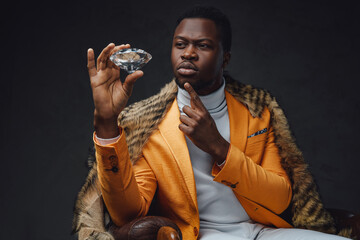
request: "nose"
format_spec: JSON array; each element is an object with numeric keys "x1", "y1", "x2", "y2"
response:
[{"x1": 181, "y1": 44, "x2": 198, "y2": 60}]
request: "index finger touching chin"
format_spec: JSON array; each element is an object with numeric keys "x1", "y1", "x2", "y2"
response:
[
  {"x1": 184, "y1": 82, "x2": 197, "y2": 97},
  {"x1": 184, "y1": 82, "x2": 207, "y2": 109}
]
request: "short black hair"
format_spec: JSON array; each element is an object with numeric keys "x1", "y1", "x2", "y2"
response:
[{"x1": 175, "y1": 5, "x2": 232, "y2": 53}]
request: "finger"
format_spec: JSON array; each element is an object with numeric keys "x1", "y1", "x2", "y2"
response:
[
  {"x1": 87, "y1": 48, "x2": 97, "y2": 77},
  {"x1": 182, "y1": 105, "x2": 200, "y2": 120},
  {"x1": 178, "y1": 123, "x2": 193, "y2": 136},
  {"x1": 184, "y1": 82, "x2": 205, "y2": 110},
  {"x1": 110, "y1": 43, "x2": 131, "y2": 55},
  {"x1": 97, "y1": 43, "x2": 115, "y2": 71},
  {"x1": 122, "y1": 70, "x2": 144, "y2": 97},
  {"x1": 179, "y1": 114, "x2": 197, "y2": 127}
]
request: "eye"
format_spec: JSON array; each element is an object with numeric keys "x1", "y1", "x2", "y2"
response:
[
  {"x1": 175, "y1": 42, "x2": 186, "y2": 48},
  {"x1": 198, "y1": 43, "x2": 210, "y2": 49}
]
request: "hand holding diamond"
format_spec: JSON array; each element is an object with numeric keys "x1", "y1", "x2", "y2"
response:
[{"x1": 87, "y1": 43, "x2": 144, "y2": 138}]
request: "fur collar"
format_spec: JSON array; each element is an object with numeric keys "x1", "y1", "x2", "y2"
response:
[{"x1": 73, "y1": 75, "x2": 351, "y2": 238}]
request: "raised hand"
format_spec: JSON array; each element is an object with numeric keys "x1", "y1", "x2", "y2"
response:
[
  {"x1": 88, "y1": 43, "x2": 144, "y2": 138},
  {"x1": 178, "y1": 83, "x2": 230, "y2": 164}
]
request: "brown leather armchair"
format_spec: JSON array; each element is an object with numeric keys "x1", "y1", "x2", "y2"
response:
[{"x1": 104, "y1": 209, "x2": 360, "y2": 240}]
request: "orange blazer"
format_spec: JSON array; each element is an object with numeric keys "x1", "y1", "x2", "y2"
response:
[{"x1": 95, "y1": 91, "x2": 293, "y2": 240}]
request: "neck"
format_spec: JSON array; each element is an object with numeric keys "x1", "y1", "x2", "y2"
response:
[
  {"x1": 177, "y1": 79, "x2": 226, "y2": 114},
  {"x1": 197, "y1": 76, "x2": 224, "y2": 95}
]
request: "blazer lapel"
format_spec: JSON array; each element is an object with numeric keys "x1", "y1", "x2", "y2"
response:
[
  {"x1": 225, "y1": 91, "x2": 249, "y2": 152},
  {"x1": 158, "y1": 99, "x2": 198, "y2": 209}
]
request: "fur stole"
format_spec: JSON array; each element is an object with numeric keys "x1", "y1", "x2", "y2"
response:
[{"x1": 72, "y1": 75, "x2": 351, "y2": 239}]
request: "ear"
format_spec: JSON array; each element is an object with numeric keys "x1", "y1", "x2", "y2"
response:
[{"x1": 222, "y1": 51, "x2": 231, "y2": 68}]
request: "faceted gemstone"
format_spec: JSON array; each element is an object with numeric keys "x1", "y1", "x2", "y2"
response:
[{"x1": 110, "y1": 48, "x2": 152, "y2": 73}]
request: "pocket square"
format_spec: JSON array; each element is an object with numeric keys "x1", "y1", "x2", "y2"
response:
[{"x1": 248, "y1": 128, "x2": 268, "y2": 138}]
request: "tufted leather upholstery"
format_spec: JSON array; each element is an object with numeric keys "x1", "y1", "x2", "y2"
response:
[{"x1": 108, "y1": 216, "x2": 182, "y2": 240}]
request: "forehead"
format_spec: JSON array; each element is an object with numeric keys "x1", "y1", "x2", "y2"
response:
[{"x1": 174, "y1": 18, "x2": 220, "y2": 41}]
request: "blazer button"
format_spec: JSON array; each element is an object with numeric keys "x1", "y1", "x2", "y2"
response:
[
  {"x1": 193, "y1": 226, "x2": 198, "y2": 236},
  {"x1": 109, "y1": 155, "x2": 118, "y2": 167},
  {"x1": 111, "y1": 166, "x2": 118, "y2": 172}
]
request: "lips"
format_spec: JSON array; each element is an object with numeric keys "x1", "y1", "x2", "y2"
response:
[{"x1": 177, "y1": 61, "x2": 198, "y2": 76}]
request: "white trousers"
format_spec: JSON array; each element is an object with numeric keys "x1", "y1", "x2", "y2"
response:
[{"x1": 199, "y1": 221, "x2": 350, "y2": 240}]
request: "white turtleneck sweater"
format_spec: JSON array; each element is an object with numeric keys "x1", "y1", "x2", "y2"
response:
[{"x1": 176, "y1": 81, "x2": 250, "y2": 231}]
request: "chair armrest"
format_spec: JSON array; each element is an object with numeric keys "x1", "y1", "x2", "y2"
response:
[
  {"x1": 157, "y1": 226, "x2": 181, "y2": 240},
  {"x1": 327, "y1": 208, "x2": 360, "y2": 240},
  {"x1": 108, "y1": 216, "x2": 182, "y2": 240}
]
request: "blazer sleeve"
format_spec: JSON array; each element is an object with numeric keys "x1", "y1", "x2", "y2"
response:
[
  {"x1": 94, "y1": 128, "x2": 157, "y2": 226},
  {"x1": 212, "y1": 124, "x2": 292, "y2": 215}
]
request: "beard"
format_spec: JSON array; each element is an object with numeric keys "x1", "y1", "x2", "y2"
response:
[{"x1": 175, "y1": 77, "x2": 212, "y2": 94}]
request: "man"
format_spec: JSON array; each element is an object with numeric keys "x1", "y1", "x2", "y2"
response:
[{"x1": 73, "y1": 6, "x2": 351, "y2": 240}]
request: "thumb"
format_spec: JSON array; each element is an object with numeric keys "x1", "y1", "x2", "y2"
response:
[{"x1": 123, "y1": 70, "x2": 144, "y2": 96}]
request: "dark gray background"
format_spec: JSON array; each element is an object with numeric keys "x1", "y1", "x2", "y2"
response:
[{"x1": 1, "y1": 0, "x2": 359, "y2": 239}]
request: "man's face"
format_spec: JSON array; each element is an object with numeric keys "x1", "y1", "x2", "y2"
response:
[{"x1": 171, "y1": 18, "x2": 228, "y2": 95}]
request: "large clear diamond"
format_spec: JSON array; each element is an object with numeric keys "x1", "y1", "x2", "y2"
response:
[{"x1": 110, "y1": 48, "x2": 152, "y2": 73}]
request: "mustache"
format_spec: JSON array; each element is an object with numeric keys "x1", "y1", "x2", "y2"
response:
[{"x1": 177, "y1": 61, "x2": 198, "y2": 71}]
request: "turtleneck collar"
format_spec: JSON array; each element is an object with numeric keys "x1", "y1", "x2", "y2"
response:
[{"x1": 177, "y1": 79, "x2": 226, "y2": 115}]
